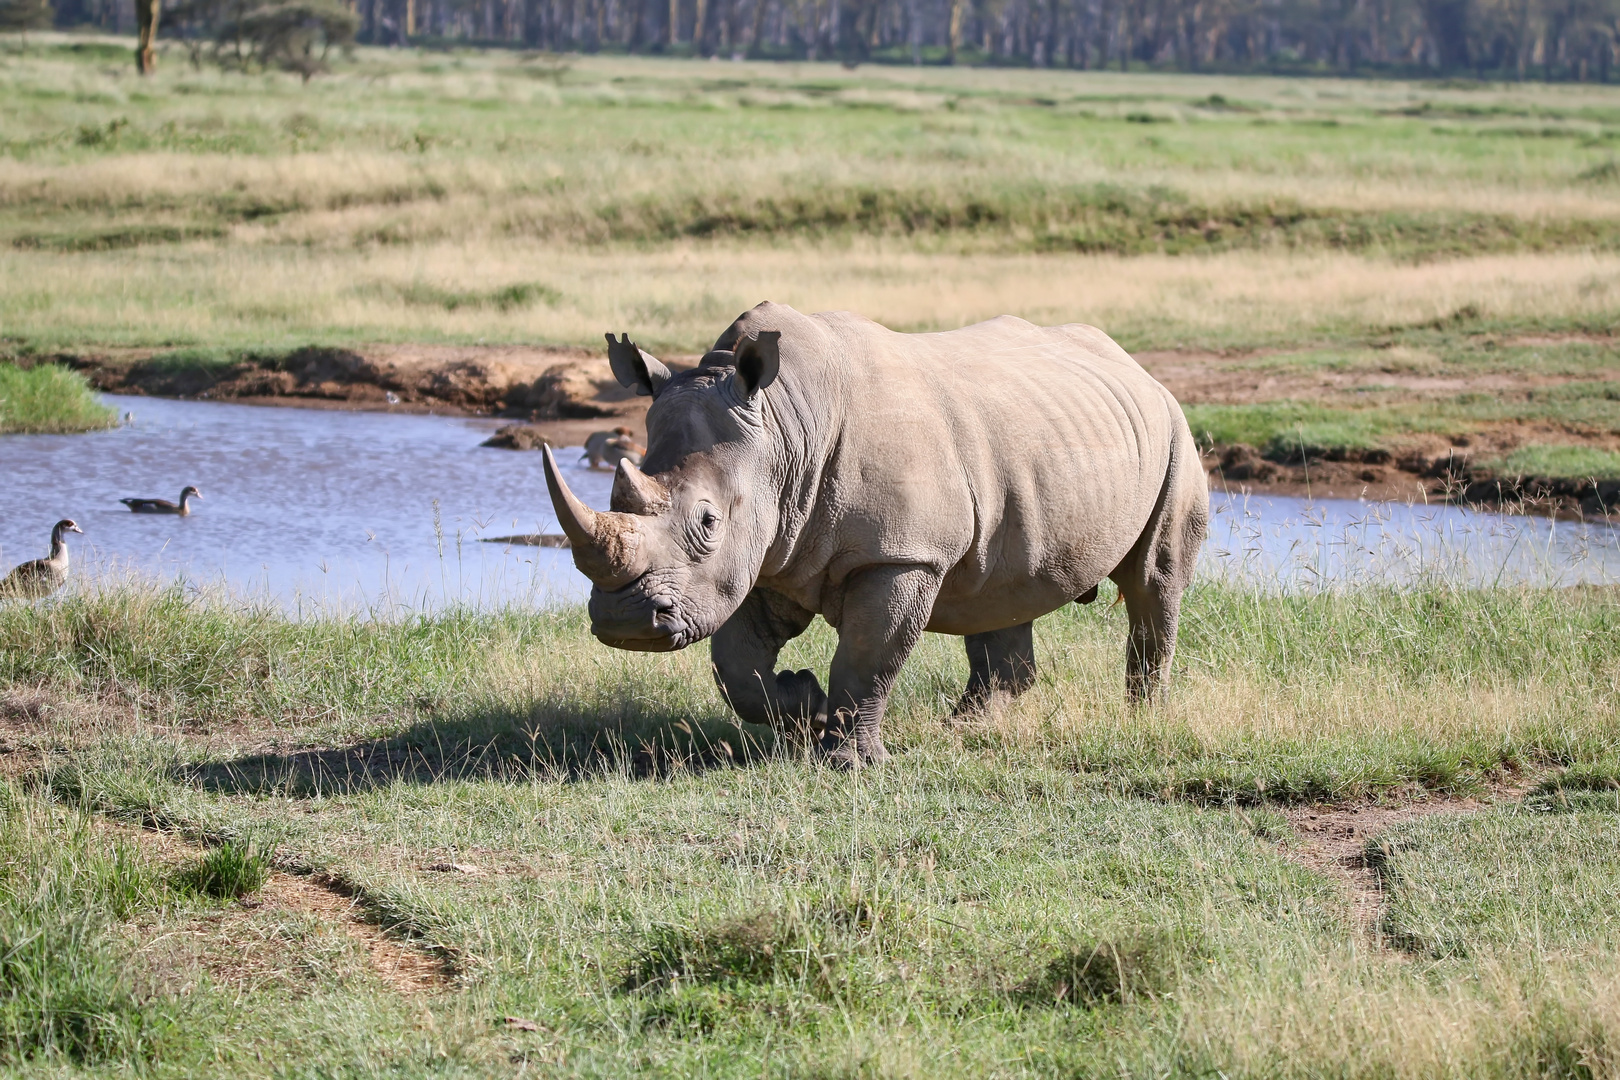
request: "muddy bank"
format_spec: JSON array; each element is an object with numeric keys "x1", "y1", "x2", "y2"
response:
[
  {"x1": 1138, "y1": 344, "x2": 1620, "y2": 519},
  {"x1": 43, "y1": 341, "x2": 1620, "y2": 519},
  {"x1": 1203, "y1": 442, "x2": 1620, "y2": 518},
  {"x1": 55, "y1": 343, "x2": 682, "y2": 447}
]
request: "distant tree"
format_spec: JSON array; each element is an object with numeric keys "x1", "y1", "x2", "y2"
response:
[
  {"x1": 171, "y1": 0, "x2": 356, "y2": 79},
  {"x1": 0, "y1": 0, "x2": 54, "y2": 34}
]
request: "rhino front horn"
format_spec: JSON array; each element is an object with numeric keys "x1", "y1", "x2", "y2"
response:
[
  {"x1": 543, "y1": 444, "x2": 648, "y2": 587},
  {"x1": 543, "y1": 444, "x2": 598, "y2": 549}
]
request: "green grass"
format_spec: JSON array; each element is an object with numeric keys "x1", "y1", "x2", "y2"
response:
[
  {"x1": 0, "y1": 362, "x2": 115, "y2": 434},
  {"x1": 2, "y1": 38, "x2": 1620, "y2": 355},
  {"x1": 1483, "y1": 443, "x2": 1620, "y2": 480},
  {"x1": 1375, "y1": 807, "x2": 1620, "y2": 957},
  {"x1": 173, "y1": 841, "x2": 272, "y2": 899},
  {"x1": 0, "y1": 791, "x2": 174, "y2": 1064},
  {"x1": 2, "y1": 582, "x2": 1619, "y2": 1075}
]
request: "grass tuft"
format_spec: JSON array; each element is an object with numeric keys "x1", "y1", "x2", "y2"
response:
[
  {"x1": 1017, "y1": 933, "x2": 1179, "y2": 1007},
  {"x1": 173, "y1": 841, "x2": 272, "y2": 900},
  {"x1": 624, "y1": 912, "x2": 813, "y2": 992},
  {"x1": 0, "y1": 790, "x2": 170, "y2": 1063}
]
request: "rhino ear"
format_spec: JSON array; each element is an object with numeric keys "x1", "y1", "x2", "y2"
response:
[
  {"x1": 733, "y1": 331, "x2": 780, "y2": 400},
  {"x1": 606, "y1": 333, "x2": 671, "y2": 398}
]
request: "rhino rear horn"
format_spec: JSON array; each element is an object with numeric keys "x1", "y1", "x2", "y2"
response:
[
  {"x1": 733, "y1": 330, "x2": 780, "y2": 399},
  {"x1": 606, "y1": 333, "x2": 671, "y2": 398},
  {"x1": 612, "y1": 459, "x2": 671, "y2": 516}
]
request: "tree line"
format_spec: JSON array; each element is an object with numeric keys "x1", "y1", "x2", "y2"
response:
[{"x1": 24, "y1": 0, "x2": 1620, "y2": 80}]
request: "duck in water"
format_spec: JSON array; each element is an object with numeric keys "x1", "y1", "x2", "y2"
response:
[
  {"x1": 1, "y1": 519, "x2": 82, "y2": 600},
  {"x1": 121, "y1": 486, "x2": 203, "y2": 516},
  {"x1": 580, "y1": 427, "x2": 646, "y2": 470}
]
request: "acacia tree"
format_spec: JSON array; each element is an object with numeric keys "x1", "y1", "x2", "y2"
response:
[
  {"x1": 170, "y1": 0, "x2": 357, "y2": 78},
  {"x1": 0, "y1": 0, "x2": 54, "y2": 35}
]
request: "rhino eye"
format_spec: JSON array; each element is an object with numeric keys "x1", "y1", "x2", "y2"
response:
[{"x1": 687, "y1": 502, "x2": 723, "y2": 557}]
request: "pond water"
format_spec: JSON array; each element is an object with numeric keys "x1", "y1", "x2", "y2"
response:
[
  {"x1": 0, "y1": 394, "x2": 604, "y2": 613},
  {"x1": 1204, "y1": 492, "x2": 1620, "y2": 589},
  {"x1": 1, "y1": 394, "x2": 1617, "y2": 612}
]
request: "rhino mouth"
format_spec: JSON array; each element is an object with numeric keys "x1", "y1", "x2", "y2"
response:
[{"x1": 588, "y1": 580, "x2": 694, "y2": 652}]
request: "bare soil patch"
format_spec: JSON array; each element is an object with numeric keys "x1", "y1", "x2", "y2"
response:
[
  {"x1": 1137, "y1": 348, "x2": 1617, "y2": 408},
  {"x1": 112, "y1": 822, "x2": 453, "y2": 995},
  {"x1": 1279, "y1": 777, "x2": 1535, "y2": 947},
  {"x1": 249, "y1": 872, "x2": 453, "y2": 995}
]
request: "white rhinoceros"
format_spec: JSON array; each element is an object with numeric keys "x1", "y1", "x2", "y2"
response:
[{"x1": 543, "y1": 302, "x2": 1208, "y2": 766}]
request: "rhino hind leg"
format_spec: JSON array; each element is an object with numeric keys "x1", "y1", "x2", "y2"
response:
[
  {"x1": 953, "y1": 622, "x2": 1037, "y2": 716},
  {"x1": 1115, "y1": 580, "x2": 1182, "y2": 704},
  {"x1": 711, "y1": 587, "x2": 826, "y2": 733},
  {"x1": 1111, "y1": 421, "x2": 1208, "y2": 704}
]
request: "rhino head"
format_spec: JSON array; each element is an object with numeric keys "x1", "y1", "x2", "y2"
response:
[{"x1": 543, "y1": 328, "x2": 782, "y2": 652}]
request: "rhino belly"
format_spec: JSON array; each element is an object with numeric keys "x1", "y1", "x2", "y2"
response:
[
  {"x1": 924, "y1": 580, "x2": 1085, "y2": 636},
  {"x1": 923, "y1": 468, "x2": 1161, "y2": 636}
]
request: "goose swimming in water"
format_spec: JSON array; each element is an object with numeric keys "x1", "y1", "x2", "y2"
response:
[
  {"x1": 121, "y1": 486, "x2": 202, "y2": 516},
  {"x1": 0, "y1": 519, "x2": 82, "y2": 599}
]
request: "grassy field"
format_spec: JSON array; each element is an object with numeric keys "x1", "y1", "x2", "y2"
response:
[
  {"x1": 6, "y1": 35, "x2": 1620, "y2": 1078},
  {"x1": 0, "y1": 360, "x2": 115, "y2": 432},
  {"x1": 4, "y1": 35, "x2": 1620, "y2": 480},
  {"x1": 0, "y1": 581, "x2": 1617, "y2": 1075}
]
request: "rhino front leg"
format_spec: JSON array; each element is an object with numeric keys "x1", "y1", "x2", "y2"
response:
[
  {"x1": 953, "y1": 622, "x2": 1037, "y2": 716},
  {"x1": 823, "y1": 565, "x2": 942, "y2": 767},
  {"x1": 710, "y1": 587, "x2": 825, "y2": 730}
]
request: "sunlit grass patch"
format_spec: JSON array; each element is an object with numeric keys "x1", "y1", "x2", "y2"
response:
[
  {"x1": 174, "y1": 840, "x2": 272, "y2": 900},
  {"x1": 1373, "y1": 808, "x2": 1620, "y2": 957},
  {"x1": 1483, "y1": 443, "x2": 1620, "y2": 480},
  {"x1": 0, "y1": 362, "x2": 115, "y2": 434}
]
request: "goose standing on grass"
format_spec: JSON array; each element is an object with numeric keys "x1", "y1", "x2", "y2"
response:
[
  {"x1": 121, "y1": 486, "x2": 202, "y2": 516},
  {"x1": 0, "y1": 520, "x2": 82, "y2": 600}
]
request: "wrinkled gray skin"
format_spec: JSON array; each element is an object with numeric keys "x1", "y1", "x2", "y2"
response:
[{"x1": 543, "y1": 303, "x2": 1208, "y2": 766}]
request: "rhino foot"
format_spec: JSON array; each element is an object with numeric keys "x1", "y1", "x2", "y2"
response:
[
  {"x1": 774, "y1": 668, "x2": 828, "y2": 730},
  {"x1": 817, "y1": 717, "x2": 889, "y2": 768}
]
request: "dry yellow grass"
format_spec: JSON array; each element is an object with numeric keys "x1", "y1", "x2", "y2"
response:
[
  {"x1": 6, "y1": 41, "x2": 1620, "y2": 353},
  {"x1": 6, "y1": 241, "x2": 1616, "y2": 351}
]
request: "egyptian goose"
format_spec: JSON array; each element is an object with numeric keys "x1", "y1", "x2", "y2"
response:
[
  {"x1": 121, "y1": 486, "x2": 202, "y2": 516},
  {"x1": 1, "y1": 519, "x2": 82, "y2": 599}
]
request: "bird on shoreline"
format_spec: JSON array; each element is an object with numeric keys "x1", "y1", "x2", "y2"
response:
[
  {"x1": 581, "y1": 427, "x2": 646, "y2": 470},
  {"x1": 121, "y1": 486, "x2": 203, "y2": 516},
  {"x1": 1, "y1": 519, "x2": 82, "y2": 600}
]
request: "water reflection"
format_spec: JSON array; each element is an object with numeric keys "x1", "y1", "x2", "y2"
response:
[{"x1": 1, "y1": 395, "x2": 1616, "y2": 612}]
